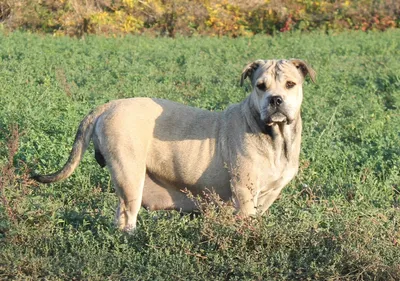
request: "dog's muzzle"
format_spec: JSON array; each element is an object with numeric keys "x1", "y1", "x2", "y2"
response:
[
  {"x1": 266, "y1": 112, "x2": 287, "y2": 125},
  {"x1": 264, "y1": 95, "x2": 289, "y2": 126},
  {"x1": 269, "y1": 96, "x2": 283, "y2": 108}
]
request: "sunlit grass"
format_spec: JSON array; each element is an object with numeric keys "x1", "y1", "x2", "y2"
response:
[{"x1": 1, "y1": 30, "x2": 399, "y2": 280}]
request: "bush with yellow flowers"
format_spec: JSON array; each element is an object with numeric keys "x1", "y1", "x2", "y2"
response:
[{"x1": 0, "y1": 0, "x2": 398, "y2": 37}]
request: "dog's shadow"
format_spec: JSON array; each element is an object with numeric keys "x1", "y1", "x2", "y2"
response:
[{"x1": 152, "y1": 99, "x2": 221, "y2": 142}]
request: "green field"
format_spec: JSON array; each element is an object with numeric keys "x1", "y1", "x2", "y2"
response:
[{"x1": 0, "y1": 30, "x2": 400, "y2": 280}]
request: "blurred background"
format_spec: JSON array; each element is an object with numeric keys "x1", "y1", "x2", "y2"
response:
[{"x1": 0, "y1": 0, "x2": 399, "y2": 37}]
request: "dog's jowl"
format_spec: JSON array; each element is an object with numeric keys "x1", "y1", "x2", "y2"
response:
[{"x1": 33, "y1": 59, "x2": 316, "y2": 231}]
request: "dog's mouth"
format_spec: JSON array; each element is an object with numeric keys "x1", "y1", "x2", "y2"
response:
[{"x1": 265, "y1": 112, "x2": 288, "y2": 126}]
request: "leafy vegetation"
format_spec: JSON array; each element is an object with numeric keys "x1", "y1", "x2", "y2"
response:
[
  {"x1": 0, "y1": 30, "x2": 400, "y2": 280},
  {"x1": 0, "y1": 0, "x2": 399, "y2": 37}
]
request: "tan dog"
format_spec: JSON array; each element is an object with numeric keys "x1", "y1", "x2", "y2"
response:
[{"x1": 33, "y1": 59, "x2": 315, "y2": 231}]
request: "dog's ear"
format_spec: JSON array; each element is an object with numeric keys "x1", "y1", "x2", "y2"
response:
[
  {"x1": 290, "y1": 59, "x2": 316, "y2": 83},
  {"x1": 240, "y1": 60, "x2": 265, "y2": 87}
]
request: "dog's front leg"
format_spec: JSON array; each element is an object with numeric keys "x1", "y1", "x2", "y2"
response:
[
  {"x1": 255, "y1": 187, "x2": 283, "y2": 215},
  {"x1": 230, "y1": 176, "x2": 258, "y2": 217}
]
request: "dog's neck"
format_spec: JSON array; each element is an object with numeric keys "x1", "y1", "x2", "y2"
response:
[{"x1": 241, "y1": 95, "x2": 302, "y2": 160}]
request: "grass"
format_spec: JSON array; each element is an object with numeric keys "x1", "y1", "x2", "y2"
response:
[{"x1": 0, "y1": 30, "x2": 400, "y2": 280}]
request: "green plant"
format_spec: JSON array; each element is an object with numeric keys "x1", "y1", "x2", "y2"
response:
[{"x1": 0, "y1": 30, "x2": 399, "y2": 280}]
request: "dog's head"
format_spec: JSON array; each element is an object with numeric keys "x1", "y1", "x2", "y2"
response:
[{"x1": 241, "y1": 59, "x2": 316, "y2": 126}]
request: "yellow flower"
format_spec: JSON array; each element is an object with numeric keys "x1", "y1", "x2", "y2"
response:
[{"x1": 122, "y1": 0, "x2": 135, "y2": 9}]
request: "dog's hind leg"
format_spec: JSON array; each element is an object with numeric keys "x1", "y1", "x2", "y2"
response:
[
  {"x1": 107, "y1": 145, "x2": 147, "y2": 232},
  {"x1": 95, "y1": 102, "x2": 155, "y2": 231},
  {"x1": 111, "y1": 163, "x2": 146, "y2": 232}
]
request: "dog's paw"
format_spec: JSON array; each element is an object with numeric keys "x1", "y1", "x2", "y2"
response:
[{"x1": 123, "y1": 224, "x2": 137, "y2": 234}]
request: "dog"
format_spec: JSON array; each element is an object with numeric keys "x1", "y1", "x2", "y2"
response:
[{"x1": 33, "y1": 59, "x2": 316, "y2": 231}]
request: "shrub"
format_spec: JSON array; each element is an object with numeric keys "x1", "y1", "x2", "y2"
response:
[{"x1": 0, "y1": 0, "x2": 398, "y2": 37}]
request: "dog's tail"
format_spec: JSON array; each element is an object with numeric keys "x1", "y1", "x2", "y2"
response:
[{"x1": 32, "y1": 103, "x2": 111, "y2": 184}]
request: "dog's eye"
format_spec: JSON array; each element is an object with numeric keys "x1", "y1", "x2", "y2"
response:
[
  {"x1": 256, "y1": 82, "x2": 267, "y2": 91},
  {"x1": 286, "y1": 81, "x2": 296, "y2": 89}
]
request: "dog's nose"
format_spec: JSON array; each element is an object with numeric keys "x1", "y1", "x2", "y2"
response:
[{"x1": 269, "y1": 96, "x2": 283, "y2": 107}]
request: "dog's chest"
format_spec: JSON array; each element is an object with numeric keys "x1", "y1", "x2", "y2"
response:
[
  {"x1": 257, "y1": 126, "x2": 301, "y2": 193},
  {"x1": 261, "y1": 159, "x2": 298, "y2": 191},
  {"x1": 246, "y1": 135, "x2": 299, "y2": 196}
]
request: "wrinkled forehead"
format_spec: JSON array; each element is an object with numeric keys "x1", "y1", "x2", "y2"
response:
[{"x1": 253, "y1": 60, "x2": 302, "y2": 83}]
